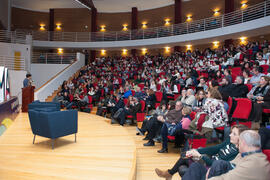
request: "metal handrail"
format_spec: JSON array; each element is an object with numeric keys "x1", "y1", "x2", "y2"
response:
[
  {"x1": 0, "y1": 0, "x2": 269, "y2": 43},
  {"x1": 0, "y1": 55, "x2": 26, "y2": 70},
  {"x1": 32, "y1": 53, "x2": 76, "y2": 64}
]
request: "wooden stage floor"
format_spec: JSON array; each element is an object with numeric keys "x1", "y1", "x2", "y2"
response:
[{"x1": 0, "y1": 112, "x2": 180, "y2": 180}]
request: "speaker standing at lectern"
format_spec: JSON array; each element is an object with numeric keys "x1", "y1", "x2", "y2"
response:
[
  {"x1": 23, "y1": 73, "x2": 33, "y2": 88},
  {"x1": 22, "y1": 73, "x2": 35, "y2": 112}
]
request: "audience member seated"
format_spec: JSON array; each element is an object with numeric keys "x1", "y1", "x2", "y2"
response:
[
  {"x1": 181, "y1": 89, "x2": 196, "y2": 107},
  {"x1": 53, "y1": 92, "x2": 64, "y2": 105},
  {"x1": 229, "y1": 76, "x2": 249, "y2": 98},
  {"x1": 197, "y1": 77, "x2": 208, "y2": 91},
  {"x1": 137, "y1": 102, "x2": 168, "y2": 146},
  {"x1": 156, "y1": 101, "x2": 183, "y2": 153},
  {"x1": 182, "y1": 130, "x2": 270, "y2": 180},
  {"x1": 192, "y1": 89, "x2": 206, "y2": 111},
  {"x1": 112, "y1": 96, "x2": 141, "y2": 125},
  {"x1": 155, "y1": 125, "x2": 248, "y2": 179},
  {"x1": 218, "y1": 77, "x2": 233, "y2": 96},
  {"x1": 250, "y1": 67, "x2": 264, "y2": 86},
  {"x1": 144, "y1": 89, "x2": 156, "y2": 113},
  {"x1": 173, "y1": 106, "x2": 192, "y2": 148},
  {"x1": 248, "y1": 76, "x2": 270, "y2": 128},
  {"x1": 243, "y1": 69, "x2": 251, "y2": 84}
]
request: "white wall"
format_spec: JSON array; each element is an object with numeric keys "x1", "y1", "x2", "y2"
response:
[
  {"x1": 0, "y1": 42, "x2": 31, "y2": 71},
  {"x1": 35, "y1": 53, "x2": 85, "y2": 101},
  {"x1": 9, "y1": 70, "x2": 27, "y2": 105},
  {"x1": 0, "y1": 0, "x2": 8, "y2": 29},
  {"x1": 31, "y1": 64, "x2": 69, "y2": 89}
]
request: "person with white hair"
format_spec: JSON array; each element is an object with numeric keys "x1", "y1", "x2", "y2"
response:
[
  {"x1": 205, "y1": 130, "x2": 270, "y2": 180},
  {"x1": 180, "y1": 130, "x2": 270, "y2": 180},
  {"x1": 181, "y1": 88, "x2": 195, "y2": 106}
]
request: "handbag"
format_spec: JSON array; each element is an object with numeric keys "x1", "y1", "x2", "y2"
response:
[{"x1": 165, "y1": 122, "x2": 182, "y2": 136}]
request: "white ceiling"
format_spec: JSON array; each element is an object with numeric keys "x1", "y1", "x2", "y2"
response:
[{"x1": 12, "y1": 0, "x2": 177, "y2": 13}]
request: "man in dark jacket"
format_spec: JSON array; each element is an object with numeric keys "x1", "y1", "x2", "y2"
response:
[
  {"x1": 218, "y1": 77, "x2": 233, "y2": 96},
  {"x1": 229, "y1": 76, "x2": 249, "y2": 98},
  {"x1": 117, "y1": 97, "x2": 141, "y2": 126}
]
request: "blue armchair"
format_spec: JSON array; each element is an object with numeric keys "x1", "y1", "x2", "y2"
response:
[
  {"x1": 28, "y1": 109, "x2": 78, "y2": 149},
  {"x1": 28, "y1": 101, "x2": 61, "y2": 111}
]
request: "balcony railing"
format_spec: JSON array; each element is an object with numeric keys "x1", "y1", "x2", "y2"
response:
[
  {"x1": 0, "y1": 0, "x2": 269, "y2": 43},
  {"x1": 0, "y1": 56, "x2": 26, "y2": 70},
  {"x1": 0, "y1": 30, "x2": 26, "y2": 44},
  {"x1": 32, "y1": 53, "x2": 76, "y2": 64}
]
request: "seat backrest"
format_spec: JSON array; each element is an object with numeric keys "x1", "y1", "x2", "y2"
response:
[
  {"x1": 155, "y1": 91, "x2": 163, "y2": 102},
  {"x1": 190, "y1": 111, "x2": 197, "y2": 120},
  {"x1": 123, "y1": 98, "x2": 128, "y2": 105},
  {"x1": 260, "y1": 65, "x2": 269, "y2": 74},
  {"x1": 232, "y1": 67, "x2": 242, "y2": 76},
  {"x1": 157, "y1": 84, "x2": 161, "y2": 91},
  {"x1": 246, "y1": 84, "x2": 253, "y2": 92},
  {"x1": 232, "y1": 98, "x2": 252, "y2": 120},
  {"x1": 140, "y1": 100, "x2": 145, "y2": 112},
  {"x1": 227, "y1": 96, "x2": 233, "y2": 114},
  {"x1": 138, "y1": 83, "x2": 144, "y2": 90},
  {"x1": 262, "y1": 150, "x2": 270, "y2": 162},
  {"x1": 88, "y1": 96, "x2": 93, "y2": 104},
  {"x1": 131, "y1": 90, "x2": 135, "y2": 96}
]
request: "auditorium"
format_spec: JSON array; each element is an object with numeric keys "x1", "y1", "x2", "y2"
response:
[{"x1": 1, "y1": 0, "x2": 270, "y2": 179}]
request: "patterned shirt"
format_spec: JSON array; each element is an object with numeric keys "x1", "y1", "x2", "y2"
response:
[{"x1": 202, "y1": 98, "x2": 228, "y2": 128}]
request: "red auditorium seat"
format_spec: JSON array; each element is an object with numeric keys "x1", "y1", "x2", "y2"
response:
[
  {"x1": 260, "y1": 65, "x2": 269, "y2": 74},
  {"x1": 262, "y1": 150, "x2": 270, "y2": 162},
  {"x1": 136, "y1": 113, "x2": 145, "y2": 122},
  {"x1": 190, "y1": 111, "x2": 196, "y2": 120},
  {"x1": 188, "y1": 138, "x2": 207, "y2": 149},
  {"x1": 231, "y1": 67, "x2": 241, "y2": 76},
  {"x1": 263, "y1": 109, "x2": 270, "y2": 114},
  {"x1": 123, "y1": 98, "x2": 128, "y2": 105},
  {"x1": 138, "y1": 83, "x2": 144, "y2": 90},
  {"x1": 131, "y1": 90, "x2": 135, "y2": 96},
  {"x1": 157, "y1": 84, "x2": 161, "y2": 91},
  {"x1": 155, "y1": 91, "x2": 163, "y2": 102},
  {"x1": 246, "y1": 84, "x2": 253, "y2": 92},
  {"x1": 227, "y1": 96, "x2": 233, "y2": 114},
  {"x1": 232, "y1": 98, "x2": 252, "y2": 120},
  {"x1": 174, "y1": 94, "x2": 180, "y2": 100}
]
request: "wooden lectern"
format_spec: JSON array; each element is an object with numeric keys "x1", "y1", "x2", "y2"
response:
[{"x1": 22, "y1": 86, "x2": 35, "y2": 112}]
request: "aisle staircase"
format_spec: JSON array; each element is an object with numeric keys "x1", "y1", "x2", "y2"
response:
[{"x1": 45, "y1": 69, "x2": 81, "y2": 102}]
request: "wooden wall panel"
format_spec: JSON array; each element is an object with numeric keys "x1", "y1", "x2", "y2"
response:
[
  {"x1": 97, "y1": 12, "x2": 131, "y2": 31},
  {"x1": 181, "y1": 0, "x2": 224, "y2": 22},
  {"x1": 234, "y1": 0, "x2": 264, "y2": 10},
  {"x1": 12, "y1": 7, "x2": 49, "y2": 30},
  {"x1": 138, "y1": 5, "x2": 174, "y2": 28},
  {"x1": 54, "y1": 8, "x2": 91, "y2": 32}
]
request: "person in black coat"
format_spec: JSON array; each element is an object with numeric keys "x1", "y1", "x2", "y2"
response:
[
  {"x1": 229, "y1": 76, "x2": 249, "y2": 98},
  {"x1": 218, "y1": 77, "x2": 233, "y2": 96}
]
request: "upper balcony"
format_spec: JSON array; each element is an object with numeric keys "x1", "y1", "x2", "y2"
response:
[{"x1": 2, "y1": 0, "x2": 270, "y2": 49}]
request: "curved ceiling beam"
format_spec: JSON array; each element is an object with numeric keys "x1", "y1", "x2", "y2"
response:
[{"x1": 74, "y1": 0, "x2": 95, "y2": 10}]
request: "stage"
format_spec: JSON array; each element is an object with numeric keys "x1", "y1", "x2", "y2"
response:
[
  {"x1": 0, "y1": 112, "x2": 136, "y2": 180},
  {"x1": 0, "y1": 111, "x2": 181, "y2": 180}
]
